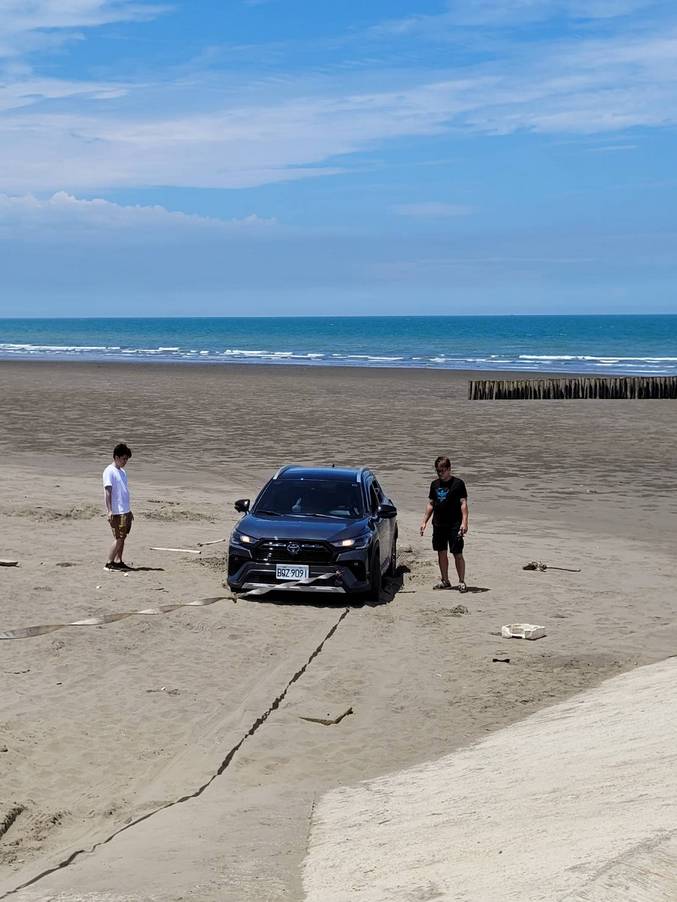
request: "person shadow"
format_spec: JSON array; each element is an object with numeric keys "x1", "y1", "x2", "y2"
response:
[{"x1": 125, "y1": 565, "x2": 165, "y2": 572}]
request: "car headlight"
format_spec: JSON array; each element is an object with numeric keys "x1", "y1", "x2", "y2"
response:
[
  {"x1": 232, "y1": 530, "x2": 256, "y2": 546},
  {"x1": 333, "y1": 532, "x2": 371, "y2": 550}
]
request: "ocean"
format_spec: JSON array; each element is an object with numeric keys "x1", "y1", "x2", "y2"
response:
[{"x1": 0, "y1": 316, "x2": 676, "y2": 375}]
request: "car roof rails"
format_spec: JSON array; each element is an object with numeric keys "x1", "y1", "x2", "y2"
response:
[{"x1": 272, "y1": 464, "x2": 294, "y2": 480}]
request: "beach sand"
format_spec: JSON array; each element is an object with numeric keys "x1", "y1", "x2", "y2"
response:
[{"x1": 0, "y1": 361, "x2": 676, "y2": 900}]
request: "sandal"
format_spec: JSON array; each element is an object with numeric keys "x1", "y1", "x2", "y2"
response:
[{"x1": 433, "y1": 580, "x2": 451, "y2": 590}]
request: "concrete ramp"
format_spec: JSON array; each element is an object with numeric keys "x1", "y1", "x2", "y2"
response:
[{"x1": 303, "y1": 659, "x2": 677, "y2": 902}]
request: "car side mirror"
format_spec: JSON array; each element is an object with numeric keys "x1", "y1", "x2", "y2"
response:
[
  {"x1": 377, "y1": 502, "x2": 397, "y2": 519},
  {"x1": 234, "y1": 498, "x2": 250, "y2": 513}
]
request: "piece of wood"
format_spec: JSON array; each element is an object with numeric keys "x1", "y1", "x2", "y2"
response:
[
  {"x1": 149, "y1": 547, "x2": 201, "y2": 554},
  {"x1": 299, "y1": 707, "x2": 354, "y2": 726},
  {"x1": 196, "y1": 538, "x2": 227, "y2": 547},
  {"x1": 0, "y1": 560, "x2": 19, "y2": 567},
  {"x1": 523, "y1": 561, "x2": 581, "y2": 573}
]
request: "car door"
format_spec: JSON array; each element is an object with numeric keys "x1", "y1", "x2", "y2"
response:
[{"x1": 368, "y1": 477, "x2": 391, "y2": 571}]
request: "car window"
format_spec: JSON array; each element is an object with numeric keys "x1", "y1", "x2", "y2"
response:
[
  {"x1": 255, "y1": 479, "x2": 364, "y2": 518},
  {"x1": 368, "y1": 484, "x2": 379, "y2": 513}
]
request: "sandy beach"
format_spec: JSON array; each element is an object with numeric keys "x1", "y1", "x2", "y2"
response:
[{"x1": 1, "y1": 360, "x2": 676, "y2": 900}]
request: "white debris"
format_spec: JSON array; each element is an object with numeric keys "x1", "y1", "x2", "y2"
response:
[{"x1": 501, "y1": 623, "x2": 546, "y2": 640}]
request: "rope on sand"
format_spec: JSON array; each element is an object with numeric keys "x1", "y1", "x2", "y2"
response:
[
  {"x1": 0, "y1": 574, "x2": 338, "y2": 640},
  {"x1": 0, "y1": 597, "x2": 229, "y2": 640}
]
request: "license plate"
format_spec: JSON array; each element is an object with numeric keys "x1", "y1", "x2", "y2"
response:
[{"x1": 276, "y1": 564, "x2": 309, "y2": 581}]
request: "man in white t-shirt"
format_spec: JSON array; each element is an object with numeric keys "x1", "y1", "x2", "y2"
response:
[{"x1": 103, "y1": 443, "x2": 134, "y2": 572}]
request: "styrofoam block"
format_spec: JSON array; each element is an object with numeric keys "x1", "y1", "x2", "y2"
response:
[{"x1": 501, "y1": 623, "x2": 546, "y2": 640}]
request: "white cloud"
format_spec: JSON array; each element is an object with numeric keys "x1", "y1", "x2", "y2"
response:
[
  {"x1": 586, "y1": 143, "x2": 637, "y2": 152},
  {"x1": 0, "y1": 0, "x2": 168, "y2": 57},
  {"x1": 2, "y1": 21, "x2": 676, "y2": 194},
  {"x1": 373, "y1": 0, "x2": 663, "y2": 35},
  {"x1": 0, "y1": 2, "x2": 675, "y2": 193},
  {"x1": 393, "y1": 202, "x2": 472, "y2": 218},
  {"x1": 0, "y1": 83, "x2": 456, "y2": 191},
  {"x1": 0, "y1": 75, "x2": 128, "y2": 112},
  {"x1": 0, "y1": 191, "x2": 276, "y2": 235}
]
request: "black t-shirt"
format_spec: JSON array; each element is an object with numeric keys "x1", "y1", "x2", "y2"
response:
[{"x1": 428, "y1": 476, "x2": 467, "y2": 528}]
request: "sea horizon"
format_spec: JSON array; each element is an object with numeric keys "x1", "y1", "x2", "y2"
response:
[
  {"x1": 1, "y1": 313, "x2": 675, "y2": 319},
  {"x1": 1, "y1": 314, "x2": 676, "y2": 376}
]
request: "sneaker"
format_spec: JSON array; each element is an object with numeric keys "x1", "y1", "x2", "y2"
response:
[
  {"x1": 114, "y1": 561, "x2": 132, "y2": 571},
  {"x1": 103, "y1": 561, "x2": 116, "y2": 572},
  {"x1": 458, "y1": 582, "x2": 468, "y2": 593},
  {"x1": 433, "y1": 579, "x2": 451, "y2": 590}
]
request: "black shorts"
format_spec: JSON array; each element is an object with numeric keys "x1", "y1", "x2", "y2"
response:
[{"x1": 432, "y1": 525, "x2": 464, "y2": 554}]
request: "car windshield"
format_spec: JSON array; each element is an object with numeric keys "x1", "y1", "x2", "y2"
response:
[{"x1": 254, "y1": 479, "x2": 364, "y2": 519}]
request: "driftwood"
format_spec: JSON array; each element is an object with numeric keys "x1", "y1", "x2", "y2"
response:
[
  {"x1": 196, "y1": 538, "x2": 227, "y2": 547},
  {"x1": 149, "y1": 547, "x2": 201, "y2": 554},
  {"x1": 299, "y1": 706, "x2": 354, "y2": 726},
  {"x1": 469, "y1": 376, "x2": 677, "y2": 400},
  {"x1": 0, "y1": 560, "x2": 19, "y2": 567},
  {"x1": 523, "y1": 561, "x2": 581, "y2": 573}
]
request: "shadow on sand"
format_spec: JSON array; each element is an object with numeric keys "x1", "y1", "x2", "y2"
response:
[{"x1": 125, "y1": 565, "x2": 165, "y2": 572}]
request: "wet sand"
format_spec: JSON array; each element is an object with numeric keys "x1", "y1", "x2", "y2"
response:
[{"x1": 0, "y1": 361, "x2": 676, "y2": 900}]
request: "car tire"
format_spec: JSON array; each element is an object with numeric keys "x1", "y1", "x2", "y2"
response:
[
  {"x1": 386, "y1": 533, "x2": 398, "y2": 578},
  {"x1": 367, "y1": 544, "x2": 381, "y2": 601}
]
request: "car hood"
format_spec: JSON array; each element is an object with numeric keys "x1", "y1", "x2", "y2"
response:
[{"x1": 234, "y1": 513, "x2": 370, "y2": 543}]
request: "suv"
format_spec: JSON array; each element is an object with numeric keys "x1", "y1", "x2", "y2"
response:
[{"x1": 226, "y1": 465, "x2": 397, "y2": 598}]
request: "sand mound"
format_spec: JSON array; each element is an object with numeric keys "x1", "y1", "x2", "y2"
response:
[{"x1": 303, "y1": 658, "x2": 677, "y2": 901}]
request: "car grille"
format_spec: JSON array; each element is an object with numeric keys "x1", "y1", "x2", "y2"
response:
[{"x1": 253, "y1": 540, "x2": 335, "y2": 565}]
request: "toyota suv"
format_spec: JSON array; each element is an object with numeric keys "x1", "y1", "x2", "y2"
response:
[{"x1": 226, "y1": 465, "x2": 397, "y2": 598}]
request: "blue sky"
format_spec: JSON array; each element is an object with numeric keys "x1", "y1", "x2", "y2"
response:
[{"x1": 0, "y1": 0, "x2": 676, "y2": 315}]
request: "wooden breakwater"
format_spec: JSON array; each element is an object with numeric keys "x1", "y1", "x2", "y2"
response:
[{"x1": 468, "y1": 376, "x2": 677, "y2": 400}]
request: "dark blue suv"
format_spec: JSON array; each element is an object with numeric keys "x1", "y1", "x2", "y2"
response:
[{"x1": 226, "y1": 465, "x2": 397, "y2": 598}]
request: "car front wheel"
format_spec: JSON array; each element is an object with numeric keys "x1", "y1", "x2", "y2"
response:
[
  {"x1": 367, "y1": 544, "x2": 381, "y2": 601},
  {"x1": 386, "y1": 534, "x2": 397, "y2": 578}
]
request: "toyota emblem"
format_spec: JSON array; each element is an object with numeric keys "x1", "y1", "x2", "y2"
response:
[{"x1": 287, "y1": 542, "x2": 301, "y2": 556}]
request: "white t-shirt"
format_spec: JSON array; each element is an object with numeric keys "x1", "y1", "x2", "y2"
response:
[{"x1": 103, "y1": 463, "x2": 131, "y2": 514}]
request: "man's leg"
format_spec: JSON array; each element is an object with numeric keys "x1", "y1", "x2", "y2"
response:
[
  {"x1": 453, "y1": 553, "x2": 466, "y2": 584},
  {"x1": 437, "y1": 550, "x2": 449, "y2": 583},
  {"x1": 108, "y1": 537, "x2": 124, "y2": 563}
]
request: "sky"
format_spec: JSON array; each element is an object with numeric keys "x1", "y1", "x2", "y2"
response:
[{"x1": 0, "y1": 0, "x2": 676, "y2": 316}]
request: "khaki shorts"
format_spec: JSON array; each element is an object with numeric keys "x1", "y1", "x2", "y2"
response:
[{"x1": 109, "y1": 513, "x2": 133, "y2": 539}]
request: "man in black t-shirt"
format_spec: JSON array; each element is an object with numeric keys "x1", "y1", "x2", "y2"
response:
[{"x1": 420, "y1": 455, "x2": 469, "y2": 592}]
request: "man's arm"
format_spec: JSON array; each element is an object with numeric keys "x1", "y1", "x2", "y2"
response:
[
  {"x1": 104, "y1": 485, "x2": 113, "y2": 521},
  {"x1": 459, "y1": 497, "x2": 469, "y2": 535},
  {"x1": 420, "y1": 500, "x2": 434, "y2": 536}
]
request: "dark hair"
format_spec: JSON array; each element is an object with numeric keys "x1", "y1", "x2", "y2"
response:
[
  {"x1": 113, "y1": 443, "x2": 132, "y2": 459},
  {"x1": 434, "y1": 455, "x2": 451, "y2": 470}
]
